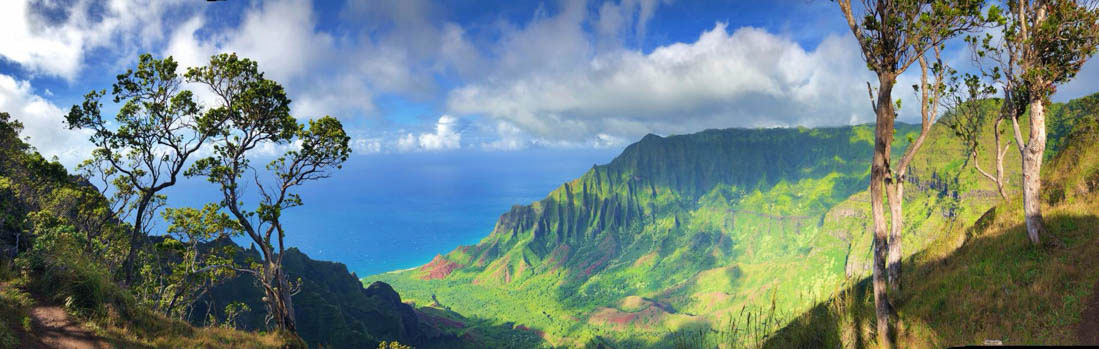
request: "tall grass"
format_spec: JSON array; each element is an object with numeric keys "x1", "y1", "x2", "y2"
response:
[
  {"x1": 7, "y1": 230, "x2": 291, "y2": 348},
  {"x1": 669, "y1": 290, "x2": 795, "y2": 349},
  {"x1": 667, "y1": 277, "x2": 874, "y2": 349}
]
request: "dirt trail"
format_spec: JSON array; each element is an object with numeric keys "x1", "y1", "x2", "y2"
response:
[
  {"x1": 1079, "y1": 280, "x2": 1099, "y2": 345},
  {"x1": 26, "y1": 305, "x2": 107, "y2": 349}
]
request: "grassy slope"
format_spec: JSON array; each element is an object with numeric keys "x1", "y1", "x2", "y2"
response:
[
  {"x1": 768, "y1": 103, "x2": 1099, "y2": 347},
  {"x1": 0, "y1": 113, "x2": 289, "y2": 348},
  {"x1": 0, "y1": 261, "x2": 286, "y2": 349}
]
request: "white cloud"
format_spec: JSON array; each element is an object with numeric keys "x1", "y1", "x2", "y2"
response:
[
  {"x1": 351, "y1": 138, "x2": 383, "y2": 154},
  {"x1": 165, "y1": 0, "x2": 352, "y2": 120},
  {"x1": 396, "y1": 133, "x2": 419, "y2": 152},
  {"x1": 481, "y1": 121, "x2": 528, "y2": 151},
  {"x1": 2, "y1": 0, "x2": 948, "y2": 154},
  {"x1": 222, "y1": 0, "x2": 330, "y2": 84},
  {"x1": 0, "y1": 74, "x2": 93, "y2": 167},
  {"x1": 595, "y1": 0, "x2": 668, "y2": 48},
  {"x1": 163, "y1": 0, "x2": 331, "y2": 90},
  {"x1": 449, "y1": 22, "x2": 902, "y2": 145},
  {"x1": 164, "y1": 15, "x2": 216, "y2": 71},
  {"x1": 161, "y1": 0, "x2": 481, "y2": 122},
  {"x1": 0, "y1": 0, "x2": 184, "y2": 80},
  {"x1": 399, "y1": 115, "x2": 462, "y2": 152}
]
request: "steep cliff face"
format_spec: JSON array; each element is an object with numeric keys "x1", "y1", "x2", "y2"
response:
[
  {"x1": 372, "y1": 124, "x2": 933, "y2": 345},
  {"x1": 450, "y1": 126, "x2": 901, "y2": 286},
  {"x1": 192, "y1": 245, "x2": 459, "y2": 348}
]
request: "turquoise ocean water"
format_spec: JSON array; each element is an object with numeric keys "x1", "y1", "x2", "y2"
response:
[{"x1": 162, "y1": 148, "x2": 620, "y2": 276}]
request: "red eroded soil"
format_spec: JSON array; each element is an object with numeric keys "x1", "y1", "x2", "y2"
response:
[{"x1": 419, "y1": 254, "x2": 461, "y2": 280}]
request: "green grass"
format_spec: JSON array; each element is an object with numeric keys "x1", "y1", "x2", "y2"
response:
[
  {"x1": 765, "y1": 194, "x2": 1099, "y2": 347},
  {"x1": 763, "y1": 106, "x2": 1099, "y2": 348}
]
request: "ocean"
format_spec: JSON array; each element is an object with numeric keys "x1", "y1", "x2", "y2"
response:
[{"x1": 161, "y1": 148, "x2": 621, "y2": 277}]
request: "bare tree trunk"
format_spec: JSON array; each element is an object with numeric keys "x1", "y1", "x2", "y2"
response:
[
  {"x1": 993, "y1": 118, "x2": 1010, "y2": 199},
  {"x1": 261, "y1": 261, "x2": 297, "y2": 332},
  {"x1": 122, "y1": 192, "x2": 153, "y2": 285},
  {"x1": 887, "y1": 180, "x2": 903, "y2": 297},
  {"x1": 279, "y1": 275, "x2": 297, "y2": 332},
  {"x1": 871, "y1": 76, "x2": 896, "y2": 349},
  {"x1": 885, "y1": 51, "x2": 941, "y2": 300},
  {"x1": 1020, "y1": 99, "x2": 1046, "y2": 244}
]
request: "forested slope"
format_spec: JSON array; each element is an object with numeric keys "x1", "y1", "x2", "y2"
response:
[{"x1": 0, "y1": 108, "x2": 487, "y2": 348}]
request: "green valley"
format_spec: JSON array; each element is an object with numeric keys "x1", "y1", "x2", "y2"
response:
[
  {"x1": 4, "y1": 1, "x2": 1099, "y2": 347},
  {"x1": 367, "y1": 94, "x2": 1099, "y2": 347}
]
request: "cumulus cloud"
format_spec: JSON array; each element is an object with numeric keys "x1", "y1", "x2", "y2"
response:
[
  {"x1": 397, "y1": 115, "x2": 462, "y2": 152},
  {"x1": 0, "y1": 74, "x2": 93, "y2": 167},
  {"x1": 162, "y1": 0, "x2": 479, "y2": 122},
  {"x1": 0, "y1": 0, "x2": 184, "y2": 80},
  {"x1": 481, "y1": 121, "x2": 528, "y2": 151},
  {"x1": 164, "y1": 0, "x2": 345, "y2": 116},
  {"x1": 351, "y1": 138, "x2": 383, "y2": 154},
  {"x1": 2, "y1": 0, "x2": 940, "y2": 155},
  {"x1": 594, "y1": 0, "x2": 669, "y2": 48},
  {"x1": 449, "y1": 22, "x2": 903, "y2": 146}
]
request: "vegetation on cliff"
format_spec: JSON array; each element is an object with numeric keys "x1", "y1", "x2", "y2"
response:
[{"x1": 371, "y1": 93, "x2": 1098, "y2": 347}]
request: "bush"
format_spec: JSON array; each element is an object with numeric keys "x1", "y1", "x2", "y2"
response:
[{"x1": 18, "y1": 222, "x2": 134, "y2": 320}]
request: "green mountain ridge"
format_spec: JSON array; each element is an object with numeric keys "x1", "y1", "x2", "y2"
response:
[
  {"x1": 369, "y1": 93, "x2": 1098, "y2": 347},
  {"x1": 182, "y1": 240, "x2": 457, "y2": 348},
  {"x1": 370, "y1": 124, "x2": 923, "y2": 346}
]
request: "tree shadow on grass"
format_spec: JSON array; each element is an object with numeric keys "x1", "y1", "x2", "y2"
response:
[{"x1": 761, "y1": 211, "x2": 1099, "y2": 348}]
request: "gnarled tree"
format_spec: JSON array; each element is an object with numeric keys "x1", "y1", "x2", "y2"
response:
[
  {"x1": 66, "y1": 54, "x2": 225, "y2": 284},
  {"x1": 185, "y1": 53, "x2": 351, "y2": 332},
  {"x1": 835, "y1": 1, "x2": 983, "y2": 346},
  {"x1": 943, "y1": 70, "x2": 1012, "y2": 199}
]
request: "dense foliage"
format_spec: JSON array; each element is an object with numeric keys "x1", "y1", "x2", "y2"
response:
[{"x1": 0, "y1": 111, "x2": 286, "y2": 347}]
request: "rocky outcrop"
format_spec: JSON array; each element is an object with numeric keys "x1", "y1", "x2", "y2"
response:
[{"x1": 192, "y1": 246, "x2": 452, "y2": 348}]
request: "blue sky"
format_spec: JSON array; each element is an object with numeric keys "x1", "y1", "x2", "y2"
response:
[{"x1": 2, "y1": 0, "x2": 1099, "y2": 168}]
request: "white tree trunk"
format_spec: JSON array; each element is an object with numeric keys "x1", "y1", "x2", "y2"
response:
[{"x1": 1020, "y1": 99, "x2": 1046, "y2": 244}]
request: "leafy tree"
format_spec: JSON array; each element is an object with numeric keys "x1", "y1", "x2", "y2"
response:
[
  {"x1": 943, "y1": 71, "x2": 1012, "y2": 199},
  {"x1": 185, "y1": 53, "x2": 351, "y2": 333},
  {"x1": 145, "y1": 203, "x2": 243, "y2": 320},
  {"x1": 65, "y1": 54, "x2": 227, "y2": 283},
  {"x1": 976, "y1": 0, "x2": 1099, "y2": 245},
  {"x1": 834, "y1": 0, "x2": 983, "y2": 346}
]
